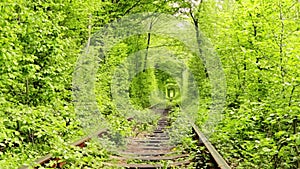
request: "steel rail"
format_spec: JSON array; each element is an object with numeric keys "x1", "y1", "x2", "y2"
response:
[
  {"x1": 192, "y1": 123, "x2": 231, "y2": 169},
  {"x1": 19, "y1": 129, "x2": 107, "y2": 169}
]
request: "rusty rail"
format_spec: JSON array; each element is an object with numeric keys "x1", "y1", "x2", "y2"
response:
[
  {"x1": 19, "y1": 129, "x2": 107, "y2": 169},
  {"x1": 192, "y1": 123, "x2": 231, "y2": 169}
]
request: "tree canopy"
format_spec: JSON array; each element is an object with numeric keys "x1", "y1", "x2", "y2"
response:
[{"x1": 0, "y1": 0, "x2": 299, "y2": 168}]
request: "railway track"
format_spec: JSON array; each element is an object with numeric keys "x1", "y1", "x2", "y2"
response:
[{"x1": 20, "y1": 108, "x2": 230, "y2": 169}]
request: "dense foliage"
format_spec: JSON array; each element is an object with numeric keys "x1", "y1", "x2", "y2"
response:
[
  {"x1": 196, "y1": 1, "x2": 300, "y2": 168},
  {"x1": 0, "y1": 0, "x2": 299, "y2": 168}
]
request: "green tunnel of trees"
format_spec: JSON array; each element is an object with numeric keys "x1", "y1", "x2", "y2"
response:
[{"x1": 0, "y1": 0, "x2": 299, "y2": 168}]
